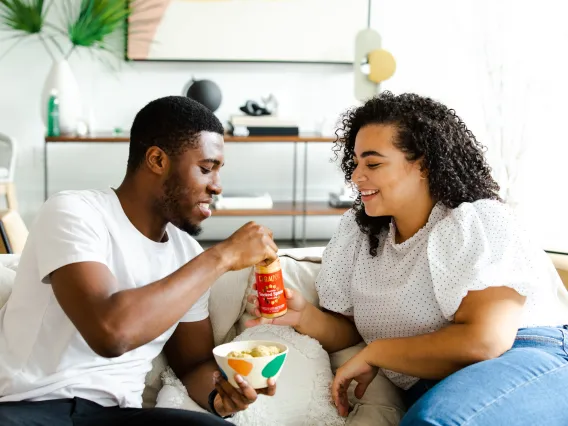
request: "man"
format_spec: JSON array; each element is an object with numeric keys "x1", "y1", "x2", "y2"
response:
[{"x1": 0, "y1": 96, "x2": 279, "y2": 425}]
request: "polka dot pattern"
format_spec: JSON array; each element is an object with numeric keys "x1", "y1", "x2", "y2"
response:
[{"x1": 316, "y1": 200, "x2": 568, "y2": 390}]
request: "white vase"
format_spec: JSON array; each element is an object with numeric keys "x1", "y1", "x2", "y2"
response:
[{"x1": 41, "y1": 59, "x2": 82, "y2": 134}]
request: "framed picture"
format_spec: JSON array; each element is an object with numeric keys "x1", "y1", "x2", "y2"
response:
[{"x1": 127, "y1": 0, "x2": 370, "y2": 64}]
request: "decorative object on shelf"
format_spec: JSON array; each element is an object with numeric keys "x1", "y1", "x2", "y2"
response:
[
  {"x1": 126, "y1": 0, "x2": 369, "y2": 64},
  {"x1": 185, "y1": 78, "x2": 222, "y2": 112},
  {"x1": 353, "y1": 1, "x2": 396, "y2": 101},
  {"x1": 213, "y1": 193, "x2": 274, "y2": 210},
  {"x1": 0, "y1": 0, "x2": 149, "y2": 134},
  {"x1": 239, "y1": 100, "x2": 272, "y2": 117},
  {"x1": 41, "y1": 60, "x2": 82, "y2": 134},
  {"x1": 261, "y1": 94, "x2": 279, "y2": 116},
  {"x1": 328, "y1": 185, "x2": 358, "y2": 208}
]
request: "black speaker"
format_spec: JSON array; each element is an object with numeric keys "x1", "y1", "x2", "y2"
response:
[{"x1": 185, "y1": 79, "x2": 222, "y2": 112}]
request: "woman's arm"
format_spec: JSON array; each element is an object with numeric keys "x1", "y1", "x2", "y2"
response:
[
  {"x1": 331, "y1": 286, "x2": 526, "y2": 415},
  {"x1": 296, "y1": 303, "x2": 362, "y2": 353},
  {"x1": 247, "y1": 288, "x2": 362, "y2": 353},
  {"x1": 365, "y1": 286, "x2": 524, "y2": 379}
]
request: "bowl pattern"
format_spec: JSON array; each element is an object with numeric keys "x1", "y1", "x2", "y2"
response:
[{"x1": 213, "y1": 340, "x2": 289, "y2": 389}]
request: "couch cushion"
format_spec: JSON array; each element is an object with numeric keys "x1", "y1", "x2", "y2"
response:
[
  {"x1": 0, "y1": 210, "x2": 28, "y2": 254},
  {"x1": 209, "y1": 267, "x2": 254, "y2": 346},
  {"x1": 330, "y1": 343, "x2": 406, "y2": 425},
  {"x1": 0, "y1": 264, "x2": 15, "y2": 308},
  {"x1": 549, "y1": 252, "x2": 568, "y2": 289}
]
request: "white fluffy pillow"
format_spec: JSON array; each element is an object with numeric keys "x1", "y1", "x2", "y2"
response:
[
  {"x1": 156, "y1": 366, "x2": 209, "y2": 414},
  {"x1": 229, "y1": 325, "x2": 345, "y2": 426},
  {"x1": 142, "y1": 353, "x2": 168, "y2": 408},
  {"x1": 154, "y1": 325, "x2": 345, "y2": 426},
  {"x1": 0, "y1": 254, "x2": 20, "y2": 271}
]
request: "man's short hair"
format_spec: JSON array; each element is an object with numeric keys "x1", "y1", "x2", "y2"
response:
[{"x1": 127, "y1": 96, "x2": 224, "y2": 173}]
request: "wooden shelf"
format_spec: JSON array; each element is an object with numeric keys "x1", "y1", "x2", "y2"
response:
[
  {"x1": 44, "y1": 132, "x2": 343, "y2": 241},
  {"x1": 211, "y1": 201, "x2": 349, "y2": 217},
  {"x1": 199, "y1": 239, "x2": 332, "y2": 249},
  {"x1": 45, "y1": 134, "x2": 130, "y2": 143},
  {"x1": 45, "y1": 132, "x2": 335, "y2": 143}
]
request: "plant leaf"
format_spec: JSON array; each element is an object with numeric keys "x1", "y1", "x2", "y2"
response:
[
  {"x1": 66, "y1": 0, "x2": 134, "y2": 49},
  {"x1": 0, "y1": 0, "x2": 46, "y2": 35}
]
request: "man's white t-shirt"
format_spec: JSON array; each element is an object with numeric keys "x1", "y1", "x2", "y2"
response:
[{"x1": 0, "y1": 188, "x2": 209, "y2": 408}]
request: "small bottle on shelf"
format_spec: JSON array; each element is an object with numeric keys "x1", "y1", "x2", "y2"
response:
[{"x1": 46, "y1": 89, "x2": 60, "y2": 137}]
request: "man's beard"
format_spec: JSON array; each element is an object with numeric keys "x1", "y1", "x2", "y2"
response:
[{"x1": 159, "y1": 173, "x2": 203, "y2": 237}]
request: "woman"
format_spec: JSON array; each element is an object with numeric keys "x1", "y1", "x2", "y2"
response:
[{"x1": 248, "y1": 92, "x2": 568, "y2": 425}]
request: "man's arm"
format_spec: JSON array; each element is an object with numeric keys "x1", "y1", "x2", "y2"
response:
[
  {"x1": 50, "y1": 247, "x2": 226, "y2": 358},
  {"x1": 164, "y1": 319, "x2": 276, "y2": 417},
  {"x1": 50, "y1": 222, "x2": 278, "y2": 358},
  {"x1": 163, "y1": 319, "x2": 218, "y2": 409}
]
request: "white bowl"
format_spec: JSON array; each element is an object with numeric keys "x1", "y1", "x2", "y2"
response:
[{"x1": 213, "y1": 340, "x2": 289, "y2": 389}]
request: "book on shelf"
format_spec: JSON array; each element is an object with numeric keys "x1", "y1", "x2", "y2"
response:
[
  {"x1": 229, "y1": 115, "x2": 298, "y2": 127},
  {"x1": 229, "y1": 125, "x2": 299, "y2": 137},
  {"x1": 227, "y1": 114, "x2": 299, "y2": 137},
  {"x1": 213, "y1": 193, "x2": 274, "y2": 210}
]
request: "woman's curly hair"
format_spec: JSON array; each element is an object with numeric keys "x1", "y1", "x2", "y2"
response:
[{"x1": 333, "y1": 91, "x2": 501, "y2": 256}]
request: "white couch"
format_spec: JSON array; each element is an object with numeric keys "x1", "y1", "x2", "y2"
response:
[{"x1": 2, "y1": 249, "x2": 568, "y2": 426}]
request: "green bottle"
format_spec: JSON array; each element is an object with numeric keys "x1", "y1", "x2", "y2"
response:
[{"x1": 47, "y1": 89, "x2": 60, "y2": 137}]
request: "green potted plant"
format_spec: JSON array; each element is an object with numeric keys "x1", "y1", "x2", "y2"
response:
[{"x1": 0, "y1": 0, "x2": 145, "y2": 133}]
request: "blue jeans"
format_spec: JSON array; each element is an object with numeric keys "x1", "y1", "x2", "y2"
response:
[{"x1": 400, "y1": 326, "x2": 568, "y2": 426}]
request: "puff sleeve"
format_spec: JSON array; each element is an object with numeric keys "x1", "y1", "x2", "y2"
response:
[
  {"x1": 428, "y1": 200, "x2": 540, "y2": 321},
  {"x1": 315, "y1": 210, "x2": 363, "y2": 316}
]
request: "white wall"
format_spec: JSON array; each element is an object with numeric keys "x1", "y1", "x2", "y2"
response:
[{"x1": 1, "y1": 0, "x2": 567, "y2": 249}]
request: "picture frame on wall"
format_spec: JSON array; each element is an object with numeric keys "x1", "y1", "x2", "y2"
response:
[{"x1": 127, "y1": 0, "x2": 370, "y2": 64}]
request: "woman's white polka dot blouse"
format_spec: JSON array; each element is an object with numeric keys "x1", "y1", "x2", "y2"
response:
[{"x1": 315, "y1": 200, "x2": 568, "y2": 389}]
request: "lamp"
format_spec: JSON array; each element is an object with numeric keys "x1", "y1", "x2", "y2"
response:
[{"x1": 354, "y1": 28, "x2": 396, "y2": 101}]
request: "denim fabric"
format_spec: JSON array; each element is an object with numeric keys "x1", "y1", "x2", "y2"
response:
[{"x1": 401, "y1": 326, "x2": 568, "y2": 426}]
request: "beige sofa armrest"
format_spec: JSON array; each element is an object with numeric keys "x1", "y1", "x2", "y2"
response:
[
  {"x1": 0, "y1": 210, "x2": 28, "y2": 254},
  {"x1": 548, "y1": 252, "x2": 568, "y2": 289}
]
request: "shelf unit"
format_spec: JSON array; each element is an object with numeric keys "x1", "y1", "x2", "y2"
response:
[
  {"x1": 211, "y1": 201, "x2": 347, "y2": 217},
  {"x1": 44, "y1": 132, "x2": 349, "y2": 244}
]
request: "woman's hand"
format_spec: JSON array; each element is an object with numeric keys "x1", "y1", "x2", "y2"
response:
[
  {"x1": 213, "y1": 371, "x2": 276, "y2": 417},
  {"x1": 331, "y1": 348, "x2": 378, "y2": 417},
  {"x1": 245, "y1": 286, "x2": 308, "y2": 328}
]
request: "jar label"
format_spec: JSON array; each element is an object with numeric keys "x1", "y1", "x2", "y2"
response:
[{"x1": 256, "y1": 270, "x2": 287, "y2": 315}]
